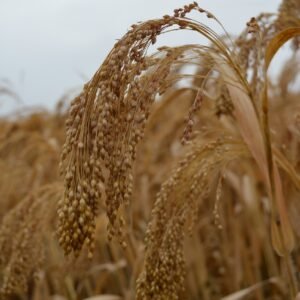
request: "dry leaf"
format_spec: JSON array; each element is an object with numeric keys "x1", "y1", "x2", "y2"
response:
[{"x1": 265, "y1": 27, "x2": 300, "y2": 70}]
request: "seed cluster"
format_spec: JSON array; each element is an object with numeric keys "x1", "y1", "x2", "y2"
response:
[
  {"x1": 234, "y1": 10, "x2": 300, "y2": 100},
  {"x1": 58, "y1": 2, "x2": 217, "y2": 255},
  {"x1": 0, "y1": 217, "x2": 44, "y2": 297},
  {"x1": 136, "y1": 138, "x2": 247, "y2": 299},
  {"x1": 181, "y1": 90, "x2": 203, "y2": 144},
  {"x1": 0, "y1": 187, "x2": 58, "y2": 298},
  {"x1": 216, "y1": 86, "x2": 234, "y2": 118},
  {"x1": 275, "y1": 0, "x2": 300, "y2": 49}
]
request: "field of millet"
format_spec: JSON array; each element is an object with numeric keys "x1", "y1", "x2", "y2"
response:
[{"x1": 0, "y1": 1, "x2": 300, "y2": 299}]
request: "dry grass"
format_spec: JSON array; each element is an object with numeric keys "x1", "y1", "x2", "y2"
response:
[{"x1": 0, "y1": 1, "x2": 300, "y2": 299}]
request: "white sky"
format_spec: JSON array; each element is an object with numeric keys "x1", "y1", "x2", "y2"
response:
[{"x1": 0, "y1": 0, "x2": 284, "y2": 113}]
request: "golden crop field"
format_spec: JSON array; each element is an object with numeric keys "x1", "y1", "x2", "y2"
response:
[{"x1": 0, "y1": 1, "x2": 300, "y2": 299}]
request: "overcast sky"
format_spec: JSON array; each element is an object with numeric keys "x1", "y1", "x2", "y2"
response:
[{"x1": 0, "y1": 0, "x2": 284, "y2": 113}]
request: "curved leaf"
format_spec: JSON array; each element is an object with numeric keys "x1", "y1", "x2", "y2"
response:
[
  {"x1": 264, "y1": 27, "x2": 300, "y2": 256},
  {"x1": 265, "y1": 27, "x2": 300, "y2": 70}
]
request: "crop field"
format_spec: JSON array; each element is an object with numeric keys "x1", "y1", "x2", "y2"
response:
[{"x1": 0, "y1": 1, "x2": 300, "y2": 299}]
